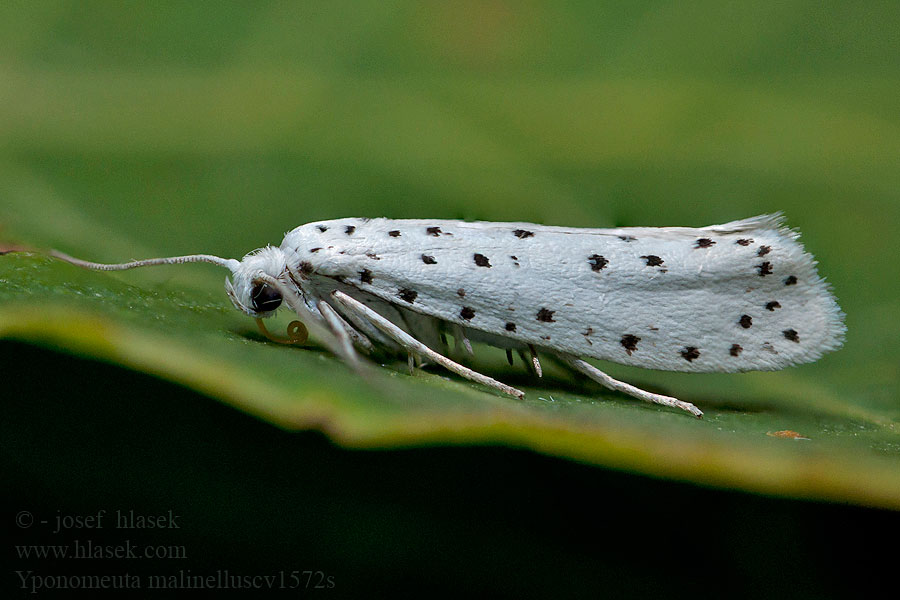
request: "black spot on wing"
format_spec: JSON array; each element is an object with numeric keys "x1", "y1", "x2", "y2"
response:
[
  {"x1": 457, "y1": 288, "x2": 466, "y2": 297},
  {"x1": 513, "y1": 229, "x2": 534, "y2": 239},
  {"x1": 681, "y1": 347, "x2": 700, "y2": 362},
  {"x1": 739, "y1": 314, "x2": 752, "y2": 328},
  {"x1": 426, "y1": 226, "x2": 442, "y2": 236},
  {"x1": 388, "y1": 230, "x2": 401, "y2": 237},
  {"x1": 299, "y1": 261, "x2": 315, "y2": 275},
  {"x1": 536, "y1": 308, "x2": 555, "y2": 322},
  {"x1": 316, "y1": 225, "x2": 328, "y2": 232},
  {"x1": 619, "y1": 235, "x2": 636, "y2": 242},
  {"x1": 784, "y1": 275, "x2": 798, "y2": 286},
  {"x1": 588, "y1": 254, "x2": 608, "y2": 272},
  {"x1": 642, "y1": 255, "x2": 664, "y2": 267},
  {"x1": 757, "y1": 245, "x2": 772, "y2": 256},
  {"x1": 474, "y1": 253, "x2": 491, "y2": 267},
  {"x1": 345, "y1": 225, "x2": 356, "y2": 235},
  {"x1": 766, "y1": 301, "x2": 781, "y2": 311},
  {"x1": 736, "y1": 238, "x2": 753, "y2": 246},
  {"x1": 359, "y1": 269, "x2": 373, "y2": 284},
  {"x1": 309, "y1": 247, "x2": 322, "y2": 253},
  {"x1": 460, "y1": 306, "x2": 475, "y2": 320},
  {"x1": 421, "y1": 254, "x2": 437, "y2": 264},
  {"x1": 756, "y1": 261, "x2": 773, "y2": 276},
  {"x1": 783, "y1": 329, "x2": 800, "y2": 343},
  {"x1": 366, "y1": 252, "x2": 381, "y2": 260},
  {"x1": 505, "y1": 322, "x2": 516, "y2": 332},
  {"x1": 620, "y1": 334, "x2": 640, "y2": 355},
  {"x1": 695, "y1": 238, "x2": 715, "y2": 248},
  {"x1": 729, "y1": 344, "x2": 743, "y2": 357},
  {"x1": 398, "y1": 288, "x2": 417, "y2": 303}
]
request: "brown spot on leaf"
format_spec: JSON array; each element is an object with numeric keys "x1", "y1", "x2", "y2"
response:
[
  {"x1": 474, "y1": 253, "x2": 491, "y2": 267},
  {"x1": 767, "y1": 430, "x2": 810, "y2": 440},
  {"x1": 620, "y1": 334, "x2": 641, "y2": 355}
]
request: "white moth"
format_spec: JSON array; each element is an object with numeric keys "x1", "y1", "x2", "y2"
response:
[{"x1": 39, "y1": 214, "x2": 845, "y2": 418}]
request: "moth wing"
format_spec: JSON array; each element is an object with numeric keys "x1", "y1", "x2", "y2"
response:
[{"x1": 295, "y1": 216, "x2": 844, "y2": 373}]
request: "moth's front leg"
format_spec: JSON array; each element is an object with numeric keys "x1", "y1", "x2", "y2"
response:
[
  {"x1": 329, "y1": 290, "x2": 525, "y2": 400},
  {"x1": 317, "y1": 300, "x2": 370, "y2": 369}
]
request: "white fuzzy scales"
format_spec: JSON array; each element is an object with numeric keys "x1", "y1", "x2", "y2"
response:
[{"x1": 271, "y1": 215, "x2": 844, "y2": 374}]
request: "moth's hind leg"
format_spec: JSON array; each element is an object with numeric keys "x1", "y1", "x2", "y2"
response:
[
  {"x1": 556, "y1": 354, "x2": 703, "y2": 418},
  {"x1": 330, "y1": 290, "x2": 524, "y2": 399}
]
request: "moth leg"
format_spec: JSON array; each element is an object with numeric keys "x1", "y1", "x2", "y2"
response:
[
  {"x1": 316, "y1": 300, "x2": 375, "y2": 354},
  {"x1": 453, "y1": 324, "x2": 474, "y2": 356},
  {"x1": 317, "y1": 300, "x2": 364, "y2": 368},
  {"x1": 331, "y1": 298, "x2": 402, "y2": 354},
  {"x1": 517, "y1": 350, "x2": 534, "y2": 375},
  {"x1": 330, "y1": 291, "x2": 525, "y2": 400},
  {"x1": 557, "y1": 354, "x2": 703, "y2": 418},
  {"x1": 528, "y1": 344, "x2": 543, "y2": 378}
]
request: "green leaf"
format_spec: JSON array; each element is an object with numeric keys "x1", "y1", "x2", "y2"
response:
[{"x1": 2, "y1": 1, "x2": 899, "y2": 511}]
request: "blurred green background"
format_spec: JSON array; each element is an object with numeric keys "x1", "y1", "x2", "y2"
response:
[{"x1": 2, "y1": 1, "x2": 899, "y2": 596}]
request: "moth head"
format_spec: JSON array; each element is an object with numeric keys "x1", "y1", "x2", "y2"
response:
[{"x1": 225, "y1": 246, "x2": 289, "y2": 318}]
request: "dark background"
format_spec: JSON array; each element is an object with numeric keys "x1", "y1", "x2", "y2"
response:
[{"x1": 5, "y1": 341, "x2": 897, "y2": 598}]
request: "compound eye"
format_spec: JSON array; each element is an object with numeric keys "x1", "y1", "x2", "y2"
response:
[{"x1": 250, "y1": 282, "x2": 282, "y2": 313}]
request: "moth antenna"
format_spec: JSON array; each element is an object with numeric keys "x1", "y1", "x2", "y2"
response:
[{"x1": 48, "y1": 249, "x2": 240, "y2": 273}]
